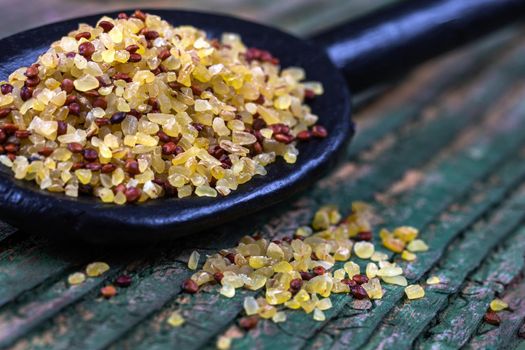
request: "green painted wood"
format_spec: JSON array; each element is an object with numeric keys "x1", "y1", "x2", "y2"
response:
[
  {"x1": 116, "y1": 41, "x2": 525, "y2": 350},
  {"x1": 105, "y1": 53, "x2": 525, "y2": 350},
  {"x1": 0, "y1": 264, "x2": 122, "y2": 348},
  {"x1": 0, "y1": 236, "x2": 91, "y2": 309},
  {"x1": 232, "y1": 94, "x2": 525, "y2": 350},
  {"x1": 5, "y1": 252, "x2": 190, "y2": 350},
  {"x1": 465, "y1": 274, "x2": 525, "y2": 350},
  {"x1": 308, "y1": 138, "x2": 525, "y2": 350},
  {"x1": 364, "y1": 193, "x2": 525, "y2": 350}
]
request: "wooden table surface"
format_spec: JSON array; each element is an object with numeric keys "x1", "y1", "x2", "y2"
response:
[{"x1": 1, "y1": 1, "x2": 525, "y2": 349}]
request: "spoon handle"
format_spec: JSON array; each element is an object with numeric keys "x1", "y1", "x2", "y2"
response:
[{"x1": 311, "y1": 0, "x2": 525, "y2": 92}]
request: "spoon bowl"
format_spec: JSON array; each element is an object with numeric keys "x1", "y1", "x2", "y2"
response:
[{"x1": 0, "y1": 9, "x2": 353, "y2": 243}]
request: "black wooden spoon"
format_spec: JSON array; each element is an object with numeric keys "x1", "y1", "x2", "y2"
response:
[{"x1": 0, "y1": 0, "x2": 523, "y2": 243}]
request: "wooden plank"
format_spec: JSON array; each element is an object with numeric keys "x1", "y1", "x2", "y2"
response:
[
  {"x1": 364, "y1": 195, "x2": 525, "y2": 349},
  {"x1": 5, "y1": 251, "x2": 191, "y2": 350},
  {"x1": 109, "y1": 45, "x2": 525, "y2": 350},
  {"x1": 0, "y1": 264, "x2": 122, "y2": 348},
  {"x1": 0, "y1": 236, "x2": 88, "y2": 309},
  {"x1": 465, "y1": 275, "x2": 525, "y2": 349},
  {"x1": 233, "y1": 97, "x2": 525, "y2": 350},
  {"x1": 308, "y1": 142, "x2": 525, "y2": 350}
]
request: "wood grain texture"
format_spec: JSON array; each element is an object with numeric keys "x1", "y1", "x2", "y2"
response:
[{"x1": 1, "y1": 2, "x2": 525, "y2": 348}]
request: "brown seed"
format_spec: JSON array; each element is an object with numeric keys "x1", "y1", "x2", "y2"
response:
[
  {"x1": 225, "y1": 253, "x2": 236, "y2": 264},
  {"x1": 271, "y1": 123, "x2": 290, "y2": 135},
  {"x1": 133, "y1": 9, "x2": 147, "y2": 21},
  {"x1": 14, "y1": 130, "x2": 30, "y2": 139},
  {"x1": 2, "y1": 124, "x2": 18, "y2": 134},
  {"x1": 300, "y1": 271, "x2": 315, "y2": 281},
  {"x1": 0, "y1": 108, "x2": 11, "y2": 119},
  {"x1": 113, "y1": 72, "x2": 132, "y2": 82},
  {"x1": 83, "y1": 149, "x2": 98, "y2": 162},
  {"x1": 78, "y1": 42, "x2": 96, "y2": 59},
  {"x1": 353, "y1": 274, "x2": 369, "y2": 285},
  {"x1": 115, "y1": 274, "x2": 132, "y2": 287},
  {"x1": 351, "y1": 285, "x2": 369, "y2": 299},
  {"x1": 289, "y1": 278, "x2": 303, "y2": 293},
  {"x1": 25, "y1": 76, "x2": 41, "y2": 87},
  {"x1": 20, "y1": 86, "x2": 33, "y2": 101},
  {"x1": 125, "y1": 44, "x2": 140, "y2": 53},
  {"x1": 181, "y1": 278, "x2": 198, "y2": 294},
  {"x1": 484, "y1": 311, "x2": 501, "y2": 326},
  {"x1": 24, "y1": 65, "x2": 39, "y2": 78},
  {"x1": 254, "y1": 94, "x2": 265, "y2": 104},
  {"x1": 71, "y1": 162, "x2": 86, "y2": 171},
  {"x1": 128, "y1": 53, "x2": 142, "y2": 63},
  {"x1": 61, "y1": 78, "x2": 74, "y2": 94},
  {"x1": 125, "y1": 186, "x2": 141, "y2": 202},
  {"x1": 114, "y1": 184, "x2": 126, "y2": 193},
  {"x1": 1, "y1": 84, "x2": 13, "y2": 95},
  {"x1": 110, "y1": 112, "x2": 127, "y2": 124},
  {"x1": 312, "y1": 125, "x2": 328, "y2": 138},
  {"x1": 157, "y1": 130, "x2": 171, "y2": 143},
  {"x1": 356, "y1": 231, "x2": 373, "y2": 241},
  {"x1": 274, "y1": 133, "x2": 294, "y2": 144},
  {"x1": 93, "y1": 97, "x2": 107, "y2": 109},
  {"x1": 252, "y1": 142, "x2": 263, "y2": 155},
  {"x1": 38, "y1": 147, "x2": 54, "y2": 157},
  {"x1": 75, "y1": 31, "x2": 91, "y2": 41},
  {"x1": 65, "y1": 94, "x2": 77, "y2": 105},
  {"x1": 128, "y1": 109, "x2": 142, "y2": 119},
  {"x1": 313, "y1": 266, "x2": 326, "y2": 276},
  {"x1": 101, "y1": 163, "x2": 117, "y2": 174},
  {"x1": 162, "y1": 142, "x2": 177, "y2": 155},
  {"x1": 158, "y1": 48, "x2": 171, "y2": 60},
  {"x1": 4, "y1": 143, "x2": 19, "y2": 153},
  {"x1": 68, "y1": 102, "x2": 81, "y2": 116},
  {"x1": 83, "y1": 90, "x2": 100, "y2": 99},
  {"x1": 213, "y1": 272, "x2": 224, "y2": 283},
  {"x1": 67, "y1": 142, "x2": 83, "y2": 153},
  {"x1": 191, "y1": 122, "x2": 204, "y2": 132},
  {"x1": 125, "y1": 159, "x2": 140, "y2": 175},
  {"x1": 239, "y1": 316, "x2": 259, "y2": 330},
  {"x1": 98, "y1": 21, "x2": 114, "y2": 33},
  {"x1": 85, "y1": 162, "x2": 102, "y2": 171},
  {"x1": 304, "y1": 89, "x2": 315, "y2": 99},
  {"x1": 100, "y1": 285, "x2": 117, "y2": 298},
  {"x1": 57, "y1": 121, "x2": 68, "y2": 136},
  {"x1": 341, "y1": 278, "x2": 357, "y2": 287},
  {"x1": 143, "y1": 30, "x2": 159, "y2": 40},
  {"x1": 147, "y1": 97, "x2": 159, "y2": 109},
  {"x1": 252, "y1": 118, "x2": 266, "y2": 131},
  {"x1": 296, "y1": 130, "x2": 311, "y2": 141},
  {"x1": 95, "y1": 118, "x2": 110, "y2": 127}
]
